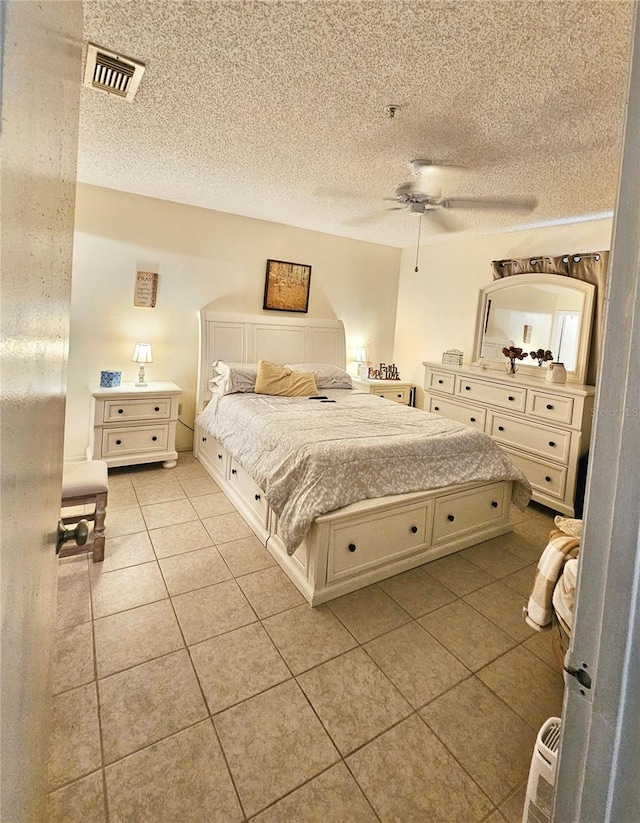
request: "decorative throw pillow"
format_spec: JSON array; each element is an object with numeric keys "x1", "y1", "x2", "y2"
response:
[
  {"x1": 254, "y1": 360, "x2": 318, "y2": 396},
  {"x1": 285, "y1": 363, "x2": 352, "y2": 389}
]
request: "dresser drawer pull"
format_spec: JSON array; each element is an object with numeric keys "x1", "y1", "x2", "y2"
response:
[
  {"x1": 549, "y1": 441, "x2": 556, "y2": 447},
  {"x1": 438, "y1": 379, "x2": 444, "y2": 384},
  {"x1": 115, "y1": 439, "x2": 122, "y2": 445},
  {"x1": 464, "y1": 385, "x2": 471, "y2": 391},
  {"x1": 410, "y1": 525, "x2": 418, "y2": 534},
  {"x1": 231, "y1": 468, "x2": 237, "y2": 475},
  {"x1": 447, "y1": 514, "x2": 455, "y2": 522},
  {"x1": 254, "y1": 493, "x2": 261, "y2": 501},
  {"x1": 397, "y1": 393, "x2": 402, "y2": 398},
  {"x1": 201, "y1": 436, "x2": 207, "y2": 442},
  {"x1": 491, "y1": 501, "x2": 499, "y2": 508},
  {"x1": 348, "y1": 543, "x2": 357, "y2": 553},
  {"x1": 508, "y1": 396, "x2": 515, "y2": 402},
  {"x1": 117, "y1": 408, "x2": 124, "y2": 414},
  {"x1": 498, "y1": 425, "x2": 505, "y2": 432},
  {"x1": 545, "y1": 476, "x2": 552, "y2": 482},
  {"x1": 217, "y1": 453, "x2": 223, "y2": 460},
  {"x1": 470, "y1": 417, "x2": 476, "y2": 423},
  {"x1": 546, "y1": 404, "x2": 554, "y2": 410},
  {"x1": 154, "y1": 406, "x2": 160, "y2": 412},
  {"x1": 434, "y1": 406, "x2": 440, "y2": 411},
  {"x1": 152, "y1": 436, "x2": 157, "y2": 442}
]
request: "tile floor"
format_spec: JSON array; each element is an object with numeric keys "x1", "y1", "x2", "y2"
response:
[{"x1": 48, "y1": 453, "x2": 565, "y2": 822}]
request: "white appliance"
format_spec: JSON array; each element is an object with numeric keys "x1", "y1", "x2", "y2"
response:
[{"x1": 523, "y1": 716, "x2": 562, "y2": 823}]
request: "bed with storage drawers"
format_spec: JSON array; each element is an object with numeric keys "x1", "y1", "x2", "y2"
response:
[{"x1": 193, "y1": 311, "x2": 530, "y2": 605}]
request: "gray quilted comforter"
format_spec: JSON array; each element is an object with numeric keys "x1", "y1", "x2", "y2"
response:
[{"x1": 196, "y1": 389, "x2": 531, "y2": 554}]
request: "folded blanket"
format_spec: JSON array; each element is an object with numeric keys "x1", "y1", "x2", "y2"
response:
[
  {"x1": 524, "y1": 529, "x2": 580, "y2": 631},
  {"x1": 552, "y1": 557, "x2": 578, "y2": 634}
]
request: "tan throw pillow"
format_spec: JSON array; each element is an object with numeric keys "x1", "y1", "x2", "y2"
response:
[{"x1": 254, "y1": 360, "x2": 318, "y2": 397}]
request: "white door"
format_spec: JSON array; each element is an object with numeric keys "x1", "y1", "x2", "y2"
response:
[
  {"x1": 553, "y1": 5, "x2": 640, "y2": 821},
  {"x1": 0, "y1": 3, "x2": 82, "y2": 821}
]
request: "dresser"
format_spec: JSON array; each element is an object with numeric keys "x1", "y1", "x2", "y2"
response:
[
  {"x1": 423, "y1": 362, "x2": 595, "y2": 515},
  {"x1": 351, "y1": 378, "x2": 415, "y2": 406},
  {"x1": 87, "y1": 382, "x2": 182, "y2": 469}
]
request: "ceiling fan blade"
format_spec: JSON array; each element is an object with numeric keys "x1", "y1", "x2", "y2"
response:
[
  {"x1": 426, "y1": 208, "x2": 461, "y2": 232},
  {"x1": 440, "y1": 196, "x2": 537, "y2": 212},
  {"x1": 342, "y1": 211, "x2": 386, "y2": 227}
]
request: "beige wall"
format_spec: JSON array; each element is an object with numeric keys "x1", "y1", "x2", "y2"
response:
[
  {"x1": 393, "y1": 218, "x2": 614, "y2": 407},
  {"x1": 65, "y1": 184, "x2": 401, "y2": 458}
]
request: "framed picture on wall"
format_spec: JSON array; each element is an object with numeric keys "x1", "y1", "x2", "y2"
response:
[{"x1": 263, "y1": 259, "x2": 311, "y2": 313}]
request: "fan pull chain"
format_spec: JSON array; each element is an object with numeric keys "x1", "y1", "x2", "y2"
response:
[{"x1": 414, "y1": 213, "x2": 423, "y2": 272}]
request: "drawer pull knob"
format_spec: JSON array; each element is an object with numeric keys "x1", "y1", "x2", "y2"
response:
[
  {"x1": 254, "y1": 493, "x2": 261, "y2": 501},
  {"x1": 348, "y1": 543, "x2": 357, "y2": 552},
  {"x1": 117, "y1": 408, "x2": 124, "y2": 414},
  {"x1": 115, "y1": 439, "x2": 122, "y2": 445},
  {"x1": 438, "y1": 379, "x2": 443, "y2": 384},
  {"x1": 154, "y1": 406, "x2": 160, "y2": 412},
  {"x1": 410, "y1": 525, "x2": 418, "y2": 534},
  {"x1": 152, "y1": 436, "x2": 157, "y2": 442},
  {"x1": 545, "y1": 476, "x2": 552, "y2": 483},
  {"x1": 397, "y1": 394, "x2": 402, "y2": 398},
  {"x1": 217, "y1": 453, "x2": 223, "y2": 460},
  {"x1": 434, "y1": 406, "x2": 440, "y2": 411},
  {"x1": 231, "y1": 468, "x2": 237, "y2": 475},
  {"x1": 498, "y1": 425, "x2": 505, "y2": 432},
  {"x1": 470, "y1": 417, "x2": 476, "y2": 423},
  {"x1": 491, "y1": 501, "x2": 499, "y2": 508},
  {"x1": 464, "y1": 386, "x2": 471, "y2": 391},
  {"x1": 546, "y1": 404, "x2": 554, "y2": 410},
  {"x1": 202, "y1": 436, "x2": 207, "y2": 442},
  {"x1": 508, "y1": 396, "x2": 515, "y2": 402},
  {"x1": 447, "y1": 514, "x2": 455, "y2": 522},
  {"x1": 549, "y1": 441, "x2": 556, "y2": 447}
]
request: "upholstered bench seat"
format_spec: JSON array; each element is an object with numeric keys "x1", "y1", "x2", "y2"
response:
[{"x1": 60, "y1": 460, "x2": 108, "y2": 562}]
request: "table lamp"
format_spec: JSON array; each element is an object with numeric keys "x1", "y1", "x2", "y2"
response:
[
  {"x1": 132, "y1": 343, "x2": 153, "y2": 386},
  {"x1": 354, "y1": 347, "x2": 368, "y2": 380}
]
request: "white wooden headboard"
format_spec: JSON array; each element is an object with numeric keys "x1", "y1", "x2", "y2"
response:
[{"x1": 197, "y1": 311, "x2": 346, "y2": 411}]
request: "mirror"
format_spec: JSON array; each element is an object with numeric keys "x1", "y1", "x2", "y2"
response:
[{"x1": 473, "y1": 273, "x2": 595, "y2": 384}]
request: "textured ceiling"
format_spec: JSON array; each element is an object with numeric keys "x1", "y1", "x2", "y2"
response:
[{"x1": 78, "y1": 1, "x2": 634, "y2": 248}]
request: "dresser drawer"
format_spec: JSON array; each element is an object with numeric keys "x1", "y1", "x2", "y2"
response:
[
  {"x1": 102, "y1": 424, "x2": 169, "y2": 457},
  {"x1": 506, "y1": 450, "x2": 567, "y2": 501},
  {"x1": 489, "y1": 413, "x2": 571, "y2": 464},
  {"x1": 432, "y1": 483, "x2": 507, "y2": 543},
  {"x1": 373, "y1": 386, "x2": 410, "y2": 404},
  {"x1": 527, "y1": 391, "x2": 575, "y2": 425},
  {"x1": 229, "y1": 459, "x2": 269, "y2": 524},
  {"x1": 327, "y1": 503, "x2": 430, "y2": 581},
  {"x1": 455, "y1": 377, "x2": 527, "y2": 413},
  {"x1": 427, "y1": 396, "x2": 486, "y2": 431},
  {"x1": 103, "y1": 397, "x2": 172, "y2": 423},
  {"x1": 426, "y1": 370, "x2": 455, "y2": 394}
]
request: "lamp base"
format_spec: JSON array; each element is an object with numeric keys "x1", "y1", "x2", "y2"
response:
[
  {"x1": 135, "y1": 381, "x2": 148, "y2": 387},
  {"x1": 135, "y1": 363, "x2": 148, "y2": 387}
]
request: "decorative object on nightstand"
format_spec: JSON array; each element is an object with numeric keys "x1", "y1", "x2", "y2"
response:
[
  {"x1": 100, "y1": 370, "x2": 121, "y2": 388},
  {"x1": 87, "y1": 381, "x2": 182, "y2": 469},
  {"x1": 132, "y1": 342, "x2": 153, "y2": 386},
  {"x1": 368, "y1": 363, "x2": 400, "y2": 380}
]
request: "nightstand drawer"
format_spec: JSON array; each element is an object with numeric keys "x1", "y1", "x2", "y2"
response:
[
  {"x1": 427, "y1": 396, "x2": 486, "y2": 430},
  {"x1": 455, "y1": 377, "x2": 527, "y2": 413},
  {"x1": 373, "y1": 386, "x2": 410, "y2": 404},
  {"x1": 102, "y1": 424, "x2": 169, "y2": 457},
  {"x1": 489, "y1": 413, "x2": 571, "y2": 463},
  {"x1": 103, "y1": 397, "x2": 172, "y2": 423}
]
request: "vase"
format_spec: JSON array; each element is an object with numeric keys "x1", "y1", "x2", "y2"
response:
[
  {"x1": 546, "y1": 362, "x2": 567, "y2": 384},
  {"x1": 505, "y1": 359, "x2": 518, "y2": 376}
]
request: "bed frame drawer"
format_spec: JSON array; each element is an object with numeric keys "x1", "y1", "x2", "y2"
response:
[
  {"x1": 327, "y1": 503, "x2": 431, "y2": 582},
  {"x1": 229, "y1": 458, "x2": 269, "y2": 524},
  {"x1": 199, "y1": 433, "x2": 229, "y2": 482},
  {"x1": 432, "y1": 483, "x2": 508, "y2": 544}
]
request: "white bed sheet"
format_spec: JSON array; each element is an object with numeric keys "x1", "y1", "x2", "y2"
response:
[{"x1": 196, "y1": 388, "x2": 531, "y2": 554}]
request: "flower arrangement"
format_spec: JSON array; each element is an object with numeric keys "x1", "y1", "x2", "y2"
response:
[
  {"x1": 501, "y1": 346, "x2": 529, "y2": 375},
  {"x1": 529, "y1": 348, "x2": 554, "y2": 367}
]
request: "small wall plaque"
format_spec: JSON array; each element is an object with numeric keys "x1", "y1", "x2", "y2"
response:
[
  {"x1": 442, "y1": 348, "x2": 464, "y2": 366},
  {"x1": 134, "y1": 271, "x2": 158, "y2": 308}
]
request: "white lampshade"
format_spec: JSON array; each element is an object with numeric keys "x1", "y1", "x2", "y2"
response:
[
  {"x1": 353, "y1": 347, "x2": 366, "y2": 363},
  {"x1": 132, "y1": 343, "x2": 153, "y2": 363}
]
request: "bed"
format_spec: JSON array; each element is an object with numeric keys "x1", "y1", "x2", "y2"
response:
[{"x1": 194, "y1": 311, "x2": 531, "y2": 605}]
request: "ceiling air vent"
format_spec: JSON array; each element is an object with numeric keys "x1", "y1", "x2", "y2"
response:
[{"x1": 83, "y1": 43, "x2": 145, "y2": 102}]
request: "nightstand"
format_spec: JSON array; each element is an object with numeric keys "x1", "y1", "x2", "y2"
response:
[
  {"x1": 352, "y1": 378, "x2": 415, "y2": 406},
  {"x1": 87, "y1": 381, "x2": 183, "y2": 469}
]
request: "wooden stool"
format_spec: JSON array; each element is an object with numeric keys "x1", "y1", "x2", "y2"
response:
[{"x1": 60, "y1": 461, "x2": 108, "y2": 562}]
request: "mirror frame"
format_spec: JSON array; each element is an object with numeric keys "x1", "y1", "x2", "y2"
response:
[{"x1": 472, "y1": 273, "x2": 595, "y2": 385}]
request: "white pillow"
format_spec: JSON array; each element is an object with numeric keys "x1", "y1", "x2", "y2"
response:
[
  {"x1": 285, "y1": 363, "x2": 352, "y2": 389},
  {"x1": 210, "y1": 361, "x2": 258, "y2": 394}
]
